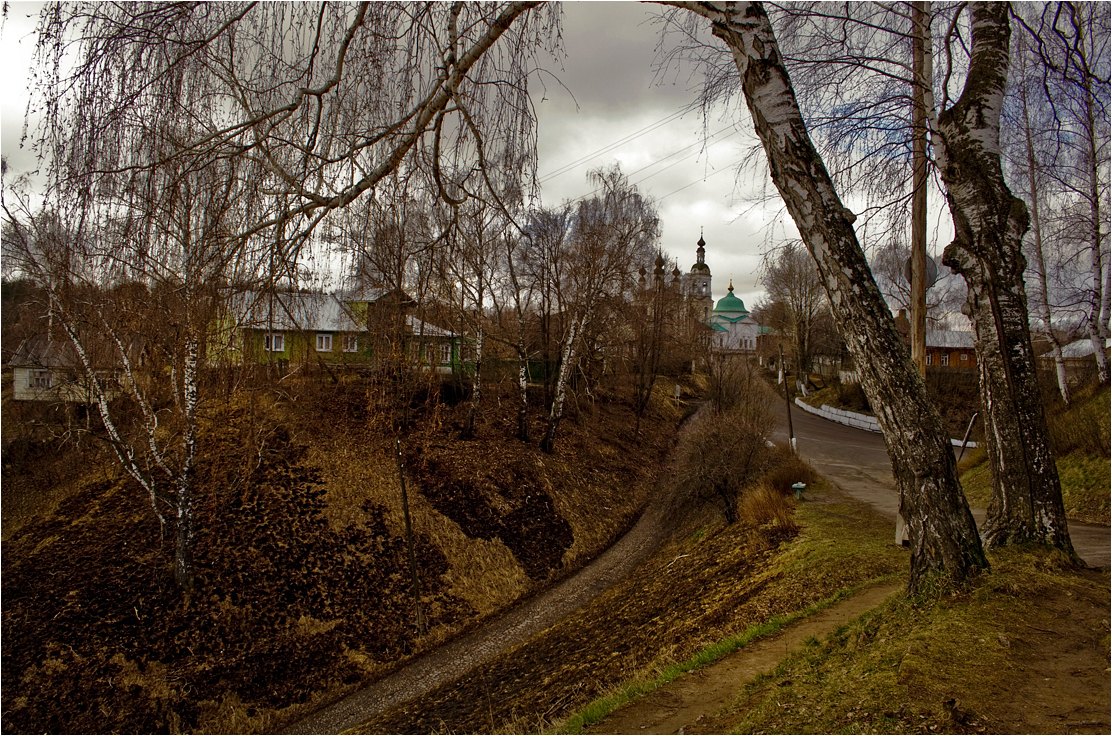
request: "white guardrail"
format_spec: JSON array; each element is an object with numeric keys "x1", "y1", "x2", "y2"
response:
[{"x1": 794, "y1": 398, "x2": 977, "y2": 449}]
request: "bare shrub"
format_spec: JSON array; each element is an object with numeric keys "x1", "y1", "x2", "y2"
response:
[
  {"x1": 759, "y1": 446, "x2": 818, "y2": 495},
  {"x1": 670, "y1": 367, "x2": 776, "y2": 523},
  {"x1": 739, "y1": 482, "x2": 799, "y2": 534}
]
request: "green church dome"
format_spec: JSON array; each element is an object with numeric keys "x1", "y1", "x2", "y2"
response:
[{"x1": 714, "y1": 282, "x2": 747, "y2": 315}]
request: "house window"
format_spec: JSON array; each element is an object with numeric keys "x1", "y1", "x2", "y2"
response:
[
  {"x1": 925, "y1": 353, "x2": 932, "y2": 366},
  {"x1": 316, "y1": 333, "x2": 333, "y2": 352},
  {"x1": 941, "y1": 353, "x2": 950, "y2": 367},
  {"x1": 440, "y1": 343, "x2": 452, "y2": 365},
  {"x1": 30, "y1": 369, "x2": 53, "y2": 389},
  {"x1": 960, "y1": 352, "x2": 969, "y2": 361},
  {"x1": 342, "y1": 335, "x2": 359, "y2": 353},
  {"x1": 265, "y1": 333, "x2": 285, "y2": 352}
]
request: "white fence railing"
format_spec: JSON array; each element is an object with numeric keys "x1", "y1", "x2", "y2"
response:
[{"x1": 793, "y1": 398, "x2": 977, "y2": 449}]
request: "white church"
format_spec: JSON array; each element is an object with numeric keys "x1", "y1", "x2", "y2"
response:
[{"x1": 681, "y1": 234, "x2": 762, "y2": 353}]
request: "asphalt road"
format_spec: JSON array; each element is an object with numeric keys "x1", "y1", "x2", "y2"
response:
[{"x1": 772, "y1": 399, "x2": 1110, "y2": 569}]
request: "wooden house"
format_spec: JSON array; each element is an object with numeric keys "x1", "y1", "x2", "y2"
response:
[
  {"x1": 8, "y1": 335, "x2": 123, "y2": 403},
  {"x1": 217, "y1": 289, "x2": 466, "y2": 375}
]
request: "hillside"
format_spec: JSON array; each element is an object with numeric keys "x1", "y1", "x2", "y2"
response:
[{"x1": 1, "y1": 373, "x2": 682, "y2": 734}]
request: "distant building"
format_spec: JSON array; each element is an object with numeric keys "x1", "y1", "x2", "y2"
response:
[
  {"x1": 8, "y1": 335, "x2": 126, "y2": 403},
  {"x1": 893, "y1": 309, "x2": 977, "y2": 370},
  {"x1": 638, "y1": 233, "x2": 762, "y2": 357},
  {"x1": 709, "y1": 281, "x2": 761, "y2": 353},
  {"x1": 682, "y1": 234, "x2": 714, "y2": 322},
  {"x1": 216, "y1": 289, "x2": 466, "y2": 374}
]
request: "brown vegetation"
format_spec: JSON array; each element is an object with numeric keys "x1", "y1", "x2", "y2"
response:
[{"x1": 1, "y1": 374, "x2": 679, "y2": 734}]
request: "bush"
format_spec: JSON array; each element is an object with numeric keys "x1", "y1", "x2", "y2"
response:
[
  {"x1": 739, "y1": 482, "x2": 799, "y2": 534},
  {"x1": 835, "y1": 381, "x2": 871, "y2": 413},
  {"x1": 670, "y1": 369, "x2": 777, "y2": 523},
  {"x1": 759, "y1": 447, "x2": 818, "y2": 495}
]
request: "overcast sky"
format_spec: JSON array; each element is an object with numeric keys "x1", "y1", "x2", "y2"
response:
[
  {"x1": 0, "y1": 1, "x2": 798, "y2": 308},
  {"x1": 534, "y1": 2, "x2": 793, "y2": 310}
]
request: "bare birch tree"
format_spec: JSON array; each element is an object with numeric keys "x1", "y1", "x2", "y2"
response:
[
  {"x1": 759, "y1": 240, "x2": 826, "y2": 375},
  {"x1": 670, "y1": 1, "x2": 987, "y2": 592},
  {"x1": 1013, "y1": 1, "x2": 1110, "y2": 384},
  {"x1": 933, "y1": 4, "x2": 1074, "y2": 555},
  {"x1": 17, "y1": 1, "x2": 557, "y2": 591},
  {"x1": 540, "y1": 166, "x2": 659, "y2": 453}
]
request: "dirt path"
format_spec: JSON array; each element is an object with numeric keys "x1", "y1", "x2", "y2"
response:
[
  {"x1": 285, "y1": 477, "x2": 675, "y2": 734},
  {"x1": 584, "y1": 580, "x2": 903, "y2": 735}
]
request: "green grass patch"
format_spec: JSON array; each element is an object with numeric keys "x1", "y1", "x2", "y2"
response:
[
  {"x1": 723, "y1": 549, "x2": 1109, "y2": 734},
  {"x1": 1058, "y1": 451, "x2": 1111, "y2": 524},
  {"x1": 553, "y1": 480, "x2": 906, "y2": 734},
  {"x1": 553, "y1": 587, "x2": 864, "y2": 734}
]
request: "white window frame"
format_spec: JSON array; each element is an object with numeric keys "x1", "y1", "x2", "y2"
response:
[
  {"x1": 960, "y1": 352, "x2": 969, "y2": 362},
  {"x1": 941, "y1": 353, "x2": 950, "y2": 367},
  {"x1": 342, "y1": 335, "x2": 359, "y2": 353},
  {"x1": 925, "y1": 353, "x2": 932, "y2": 366},
  {"x1": 29, "y1": 369, "x2": 53, "y2": 389},
  {"x1": 265, "y1": 333, "x2": 285, "y2": 352},
  {"x1": 440, "y1": 342, "x2": 452, "y2": 365},
  {"x1": 316, "y1": 333, "x2": 333, "y2": 352}
]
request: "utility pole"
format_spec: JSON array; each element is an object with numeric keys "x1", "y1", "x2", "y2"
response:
[
  {"x1": 780, "y1": 343, "x2": 796, "y2": 453},
  {"x1": 395, "y1": 437, "x2": 426, "y2": 636},
  {"x1": 911, "y1": 1, "x2": 930, "y2": 377}
]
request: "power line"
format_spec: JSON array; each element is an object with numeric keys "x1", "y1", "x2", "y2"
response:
[
  {"x1": 563, "y1": 126, "x2": 739, "y2": 205},
  {"x1": 537, "y1": 100, "x2": 702, "y2": 183},
  {"x1": 657, "y1": 156, "x2": 746, "y2": 202}
]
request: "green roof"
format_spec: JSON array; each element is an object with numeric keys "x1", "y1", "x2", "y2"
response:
[{"x1": 714, "y1": 283, "x2": 748, "y2": 316}]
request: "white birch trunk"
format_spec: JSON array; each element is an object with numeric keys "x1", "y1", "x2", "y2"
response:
[
  {"x1": 937, "y1": 4, "x2": 1074, "y2": 555},
  {"x1": 679, "y1": 0, "x2": 987, "y2": 593},
  {"x1": 1083, "y1": 82, "x2": 1110, "y2": 382},
  {"x1": 175, "y1": 332, "x2": 199, "y2": 591},
  {"x1": 541, "y1": 312, "x2": 582, "y2": 453},
  {"x1": 59, "y1": 313, "x2": 167, "y2": 530},
  {"x1": 1019, "y1": 68, "x2": 1071, "y2": 405},
  {"x1": 517, "y1": 338, "x2": 530, "y2": 442}
]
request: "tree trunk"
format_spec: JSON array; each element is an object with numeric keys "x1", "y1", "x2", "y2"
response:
[
  {"x1": 175, "y1": 332, "x2": 199, "y2": 591},
  {"x1": 517, "y1": 342, "x2": 530, "y2": 442},
  {"x1": 1018, "y1": 59, "x2": 1070, "y2": 406},
  {"x1": 463, "y1": 323, "x2": 483, "y2": 439},
  {"x1": 1081, "y1": 63, "x2": 1110, "y2": 383},
  {"x1": 540, "y1": 313, "x2": 581, "y2": 453},
  {"x1": 935, "y1": 4, "x2": 1075, "y2": 556},
  {"x1": 683, "y1": 1, "x2": 987, "y2": 593}
]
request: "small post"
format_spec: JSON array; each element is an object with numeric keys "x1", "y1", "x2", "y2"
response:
[
  {"x1": 395, "y1": 437, "x2": 426, "y2": 636},
  {"x1": 792, "y1": 482, "x2": 806, "y2": 501},
  {"x1": 780, "y1": 344, "x2": 796, "y2": 453}
]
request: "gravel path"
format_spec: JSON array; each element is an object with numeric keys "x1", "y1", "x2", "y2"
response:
[{"x1": 284, "y1": 478, "x2": 674, "y2": 734}]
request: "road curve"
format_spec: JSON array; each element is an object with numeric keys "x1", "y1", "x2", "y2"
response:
[
  {"x1": 284, "y1": 465, "x2": 677, "y2": 734},
  {"x1": 772, "y1": 399, "x2": 1110, "y2": 569}
]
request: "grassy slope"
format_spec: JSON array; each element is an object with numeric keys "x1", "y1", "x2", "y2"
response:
[
  {"x1": 960, "y1": 385, "x2": 1111, "y2": 524},
  {"x1": 725, "y1": 549, "x2": 1109, "y2": 734},
  {"x1": 336, "y1": 462, "x2": 894, "y2": 735},
  {"x1": 575, "y1": 385, "x2": 1110, "y2": 735}
]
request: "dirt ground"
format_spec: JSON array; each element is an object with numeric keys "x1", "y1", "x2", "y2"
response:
[
  {"x1": 584, "y1": 581, "x2": 905, "y2": 734},
  {"x1": 1, "y1": 380, "x2": 678, "y2": 734},
  {"x1": 589, "y1": 564, "x2": 1110, "y2": 735}
]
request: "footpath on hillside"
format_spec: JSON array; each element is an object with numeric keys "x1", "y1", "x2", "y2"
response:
[{"x1": 583, "y1": 580, "x2": 903, "y2": 734}]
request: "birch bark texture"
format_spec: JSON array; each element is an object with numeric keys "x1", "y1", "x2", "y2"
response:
[
  {"x1": 679, "y1": 1, "x2": 987, "y2": 592},
  {"x1": 934, "y1": 4, "x2": 1075, "y2": 555}
]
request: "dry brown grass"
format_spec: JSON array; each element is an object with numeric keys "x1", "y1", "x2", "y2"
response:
[{"x1": 739, "y1": 482, "x2": 799, "y2": 533}]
